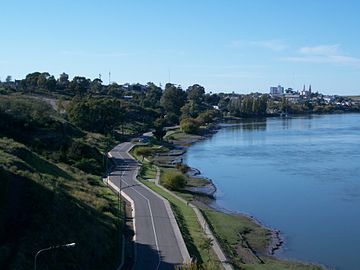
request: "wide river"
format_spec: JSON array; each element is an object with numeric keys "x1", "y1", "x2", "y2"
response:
[{"x1": 185, "y1": 113, "x2": 360, "y2": 270}]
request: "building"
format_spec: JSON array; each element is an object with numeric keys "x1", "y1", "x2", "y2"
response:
[
  {"x1": 270, "y1": 85, "x2": 284, "y2": 96},
  {"x1": 300, "y1": 84, "x2": 312, "y2": 97}
]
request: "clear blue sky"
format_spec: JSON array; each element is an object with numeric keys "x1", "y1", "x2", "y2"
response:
[{"x1": 1, "y1": 0, "x2": 360, "y2": 95}]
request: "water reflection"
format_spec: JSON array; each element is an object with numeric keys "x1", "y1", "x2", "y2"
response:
[{"x1": 225, "y1": 118, "x2": 267, "y2": 132}]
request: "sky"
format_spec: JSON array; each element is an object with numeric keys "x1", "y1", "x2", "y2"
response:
[{"x1": 1, "y1": 0, "x2": 360, "y2": 95}]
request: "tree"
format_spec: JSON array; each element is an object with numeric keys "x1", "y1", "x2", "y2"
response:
[
  {"x1": 160, "y1": 83, "x2": 186, "y2": 118},
  {"x1": 180, "y1": 118, "x2": 201, "y2": 134},
  {"x1": 23, "y1": 72, "x2": 42, "y2": 91},
  {"x1": 90, "y1": 78, "x2": 103, "y2": 94},
  {"x1": 186, "y1": 84, "x2": 205, "y2": 104},
  {"x1": 153, "y1": 118, "x2": 167, "y2": 140},
  {"x1": 46, "y1": 75, "x2": 57, "y2": 91},
  {"x1": 58, "y1": 72, "x2": 70, "y2": 89},
  {"x1": 140, "y1": 82, "x2": 162, "y2": 108},
  {"x1": 204, "y1": 93, "x2": 220, "y2": 106},
  {"x1": 5, "y1": 75, "x2": 12, "y2": 83},
  {"x1": 69, "y1": 76, "x2": 90, "y2": 96},
  {"x1": 259, "y1": 94, "x2": 268, "y2": 115},
  {"x1": 196, "y1": 109, "x2": 220, "y2": 125},
  {"x1": 37, "y1": 72, "x2": 50, "y2": 89},
  {"x1": 184, "y1": 84, "x2": 206, "y2": 118},
  {"x1": 106, "y1": 82, "x2": 123, "y2": 97},
  {"x1": 67, "y1": 97, "x2": 124, "y2": 134}
]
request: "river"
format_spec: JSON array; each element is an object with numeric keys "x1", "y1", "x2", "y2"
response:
[{"x1": 184, "y1": 113, "x2": 360, "y2": 270}]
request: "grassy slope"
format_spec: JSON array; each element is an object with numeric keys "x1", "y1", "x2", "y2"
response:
[{"x1": 0, "y1": 138, "x2": 123, "y2": 269}]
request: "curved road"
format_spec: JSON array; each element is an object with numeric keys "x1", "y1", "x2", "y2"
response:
[{"x1": 108, "y1": 142, "x2": 189, "y2": 270}]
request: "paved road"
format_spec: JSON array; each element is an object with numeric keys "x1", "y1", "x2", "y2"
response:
[{"x1": 109, "y1": 142, "x2": 188, "y2": 270}]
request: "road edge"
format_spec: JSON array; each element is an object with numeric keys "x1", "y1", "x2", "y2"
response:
[{"x1": 125, "y1": 144, "x2": 191, "y2": 264}]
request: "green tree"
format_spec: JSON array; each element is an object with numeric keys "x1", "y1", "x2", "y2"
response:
[
  {"x1": 46, "y1": 75, "x2": 57, "y2": 91},
  {"x1": 106, "y1": 82, "x2": 123, "y2": 97},
  {"x1": 67, "y1": 97, "x2": 124, "y2": 134},
  {"x1": 196, "y1": 109, "x2": 220, "y2": 125},
  {"x1": 90, "y1": 78, "x2": 103, "y2": 94},
  {"x1": 180, "y1": 118, "x2": 200, "y2": 134},
  {"x1": 161, "y1": 171, "x2": 186, "y2": 190},
  {"x1": 160, "y1": 83, "x2": 186, "y2": 120},
  {"x1": 57, "y1": 72, "x2": 70, "y2": 89},
  {"x1": 140, "y1": 82, "x2": 163, "y2": 109},
  {"x1": 186, "y1": 84, "x2": 205, "y2": 104},
  {"x1": 69, "y1": 76, "x2": 90, "y2": 96},
  {"x1": 153, "y1": 118, "x2": 167, "y2": 140}
]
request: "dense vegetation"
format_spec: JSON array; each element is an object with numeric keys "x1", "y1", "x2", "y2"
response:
[
  {"x1": 2, "y1": 72, "x2": 358, "y2": 136},
  {"x1": 0, "y1": 96, "x2": 123, "y2": 270}
]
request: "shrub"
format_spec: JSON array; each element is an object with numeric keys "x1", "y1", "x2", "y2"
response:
[
  {"x1": 161, "y1": 171, "x2": 186, "y2": 190},
  {"x1": 75, "y1": 158, "x2": 101, "y2": 173},
  {"x1": 196, "y1": 109, "x2": 220, "y2": 125},
  {"x1": 134, "y1": 146, "x2": 153, "y2": 157},
  {"x1": 175, "y1": 163, "x2": 190, "y2": 174},
  {"x1": 180, "y1": 118, "x2": 200, "y2": 134}
]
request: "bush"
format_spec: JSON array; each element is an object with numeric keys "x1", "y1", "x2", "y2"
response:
[
  {"x1": 196, "y1": 109, "x2": 220, "y2": 125},
  {"x1": 75, "y1": 158, "x2": 101, "y2": 173},
  {"x1": 134, "y1": 146, "x2": 153, "y2": 157},
  {"x1": 175, "y1": 163, "x2": 190, "y2": 174},
  {"x1": 161, "y1": 171, "x2": 186, "y2": 190},
  {"x1": 180, "y1": 118, "x2": 200, "y2": 134}
]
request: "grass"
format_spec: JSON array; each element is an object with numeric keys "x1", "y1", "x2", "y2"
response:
[
  {"x1": 131, "y1": 146, "x2": 221, "y2": 268},
  {"x1": 140, "y1": 181, "x2": 218, "y2": 266},
  {"x1": 242, "y1": 258, "x2": 324, "y2": 270},
  {"x1": 139, "y1": 161, "x2": 157, "y2": 180},
  {"x1": 0, "y1": 137, "x2": 124, "y2": 270},
  {"x1": 201, "y1": 209, "x2": 271, "y2": 254},
  {"x1": 165, "y1": 129, "x2": 202, "y2": 145},
  {"x1": 186, "y1": 176, "x2": 209, "y2": 187}
]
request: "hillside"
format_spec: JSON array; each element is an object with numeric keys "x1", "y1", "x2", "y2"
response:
[{"x1": 0, "y1": 96, "x2": 123, "y2": 269}]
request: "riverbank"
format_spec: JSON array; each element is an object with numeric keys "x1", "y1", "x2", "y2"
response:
[
  {"x1": 138, "y1": 125, "x2": 325, "y2": 269},
  {"x1": 164, "y1": 127, "x2": 285, "y2": 253}
]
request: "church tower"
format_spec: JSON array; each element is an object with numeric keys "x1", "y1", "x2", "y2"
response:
[{"x1": 309, "y1": 84, "x2": 312, "y2": 93}]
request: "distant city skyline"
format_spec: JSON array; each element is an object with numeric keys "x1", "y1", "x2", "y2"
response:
[{"x1": 1, "y1": 0, "x2": 360, "y2": 95}]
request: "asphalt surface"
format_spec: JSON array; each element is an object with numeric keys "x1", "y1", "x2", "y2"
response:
[{"x1": 109, "y1": 142, "x2": 185, "y2": 270}]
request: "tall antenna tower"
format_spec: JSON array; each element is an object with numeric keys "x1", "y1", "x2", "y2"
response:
[{"x1": 108, "y1": 71, "x2": 111, "y2": 85}]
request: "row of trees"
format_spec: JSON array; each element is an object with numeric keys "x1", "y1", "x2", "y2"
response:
[{"x1": 5, "y1": 71, "x2": 356, "y2": 137}]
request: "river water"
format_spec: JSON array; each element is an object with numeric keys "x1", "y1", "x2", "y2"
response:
[{"x1": 185, "y1": 114, "x2": 360, "y2": 270}]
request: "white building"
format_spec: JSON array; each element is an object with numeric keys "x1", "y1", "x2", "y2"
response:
[
  {"x1": 300, "y1": 84, "x2": 312, "y2": 97},
  {"x1": 270, "y1": 85, "x2": 284, "y2": 96}
]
